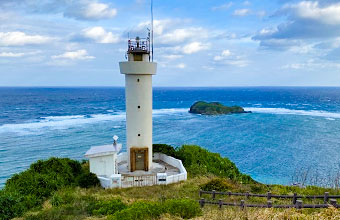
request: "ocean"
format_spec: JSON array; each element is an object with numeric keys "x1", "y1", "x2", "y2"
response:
[{"x1": 1, "y1": 87, "x2": 340, "y2": 188}]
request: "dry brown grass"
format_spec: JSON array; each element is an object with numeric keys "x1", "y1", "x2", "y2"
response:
[{"x1": 196, "y1": 206, "x2": 340, "y2": 220}]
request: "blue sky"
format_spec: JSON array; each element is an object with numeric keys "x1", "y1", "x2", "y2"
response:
[{"x1": 1, "y1": 0, "x2": 340, "y2": 86}]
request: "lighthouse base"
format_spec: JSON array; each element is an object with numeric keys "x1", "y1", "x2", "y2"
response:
[{"x1": 101, "y1": 152, "x2": 188, "y2": 188}]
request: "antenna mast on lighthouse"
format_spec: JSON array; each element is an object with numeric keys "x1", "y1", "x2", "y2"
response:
[{"x1": 151, "y1": 0, "x2": 154, "y2": 62}]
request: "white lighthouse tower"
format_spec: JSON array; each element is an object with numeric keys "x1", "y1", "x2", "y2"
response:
[{"x1": 119, "y1": 36, "x2": 157, "y2": 172}]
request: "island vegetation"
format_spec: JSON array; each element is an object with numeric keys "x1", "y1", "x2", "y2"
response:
[
  {"x1": 189, "y1": 101, "x2": 251, "y2": 115},
  {"x1": 1, "y1": 145, "x2": 340, "y2": 220}
]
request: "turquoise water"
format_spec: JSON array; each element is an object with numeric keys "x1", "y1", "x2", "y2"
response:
[{"x1": 1, "y1": 87, "x2": 340, "y2": 188}]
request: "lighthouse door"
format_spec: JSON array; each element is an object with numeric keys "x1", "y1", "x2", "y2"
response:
[
  {"x1": 135, "y1": 151, "x2": 145, "y2": 170},
  {"x1": 130, "y1": 148, "x2": 149, "y2": 172}
]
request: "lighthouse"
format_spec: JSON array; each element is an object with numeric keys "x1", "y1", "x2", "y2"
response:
[{"x1": 119, "y1": 36, "x2": 157, "y2": 172}]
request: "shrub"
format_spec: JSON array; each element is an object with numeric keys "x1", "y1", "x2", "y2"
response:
[
  {"x1": 51, "y1": 188, "x2": 77, "y2": 207},
  {"x1": 164, "y1": 199, "x2": 202, "y2": 219},
  {"x1": 92, "y1": 198, "x2": 127, "y2": 216},
  {"x1": 177, "y1": 145, "x2": 254, "y2": 184},
  {"x1": 76, "y1": 171, "x2": 100, "y2": 188},
  {"x1": 2, "y1": 157, "x2": 99, "y2": 219},
  {"x1": 153, "y1": 144, "x2": 254, "y2": 183},
  {"x1": 200, "y1": 178, "x2": 234, "y2": 192},
  {"x1": 109, "y1": 201, "x2": 164, "y2": 220},
  {"x1": 0, "y1": 191, "x2": 25, "y2": 220},
  {"x1": 153, "y1": 144, "x2": 177, "y2": 157}
]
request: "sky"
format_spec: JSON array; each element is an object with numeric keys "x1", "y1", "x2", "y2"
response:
[{"x1": 1, "y1": 0, "x2": 340, "y2": 87}]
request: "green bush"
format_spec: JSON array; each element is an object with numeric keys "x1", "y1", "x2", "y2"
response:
[
  {"x1": 76, "y1": 171, "x2": 100, "y2": 188},
  {"x1": 164, "y1": 199, "x2": 202, "y2": 219},
  {"x1": 110, "y1": 201, "x2": 164, "y2": 220},
  {"x1": 153, "y1": 144, "x2": 177, "y2": 157},
  {"x1": 1, "y1": 157, "x2": 99, "y2": 220},
  {"x1": 177, "y1": 145, "x2": 254, "y2": 183},
  {"x1": 51, "y1": 188, "x2": 77, "y2": 207},
  {"x1": 200, "y1": 178, "x2": 234, "y2": 192},
  {"x1": 0, "y1": 191, "x2": 25, "y2": 220},
  {"x1": 92, "y1": 198, "x2": 127, "y2": 216},
  {"x1": 153, "y1": 144, "x2": 254, "y2": 184}
]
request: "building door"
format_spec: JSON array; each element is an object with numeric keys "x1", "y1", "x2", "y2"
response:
[
  {"x1": 135, "y1": 151, "x2": 145, "y2": 170},
  {"x1": 130, "y1": 148, "x2": 148, "y2": 172}
]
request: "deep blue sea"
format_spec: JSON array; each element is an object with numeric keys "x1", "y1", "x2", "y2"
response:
[{"x1": 1, "y1": 87, "x2": 340, "y2": 188}]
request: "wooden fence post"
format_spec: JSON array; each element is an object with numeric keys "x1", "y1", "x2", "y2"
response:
[
  {"x1": 296, "y1": 200, "x2": 302, "y2": 209},
  {"x1": 267, "y1": 191, "x2": 272, "y2": 201},
  {"x1": 199, "y1": 198, "x2": 205, "y2": 208},
  {"x1": 330, "y1": 199, "x2": 337, "y2": 207},
  {"x1": 292, "y1": 193, "x2": 297, "y2": 204},
  {"x1": 267, "y1": 200, "x2": 272, "y2": 208},
  {"x1": 246, "y1": 191, "x2": 250, "y2": 199},
  {"x1": 219, "y1": 199, "x2": 223, "y2": 209},
  {"x1": 212, "y1": 190, "x2": 216, "y2": 200},
  {"x1": 240, "y1": 200, "x2": 245, "y2": 210},
  {"x1": 324, "y1": 192, "x2": 329, "y2": 204}
]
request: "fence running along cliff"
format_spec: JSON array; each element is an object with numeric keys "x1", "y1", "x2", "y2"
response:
[{"x1": 199, "y1": 190, "x2": 340, "y2": 209}]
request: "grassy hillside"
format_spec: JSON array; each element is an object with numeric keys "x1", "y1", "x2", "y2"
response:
[{"x1": 1, "y1": 144, "x2": 340, "y2": 220}]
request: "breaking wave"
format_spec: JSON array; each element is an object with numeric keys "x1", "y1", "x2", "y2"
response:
[
  {"x1": 245, "y1": 107, "x2": 340, "y2": 119},
  {"x1": 0, "y1": 108, "x2": 189, "y2": 133}
]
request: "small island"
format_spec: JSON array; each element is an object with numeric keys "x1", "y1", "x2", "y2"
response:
[{"x1": 189, "y1": 101, "x2": 251, "y2": 115}]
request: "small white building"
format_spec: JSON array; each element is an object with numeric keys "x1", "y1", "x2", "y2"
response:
[{"x1": 85, "y1": 140, "x2": 122, "y2": 178}]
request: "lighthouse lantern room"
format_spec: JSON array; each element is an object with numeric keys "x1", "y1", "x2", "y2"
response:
[{"x1": 119, "y1": 35, "x2": 157, "y2": 172}]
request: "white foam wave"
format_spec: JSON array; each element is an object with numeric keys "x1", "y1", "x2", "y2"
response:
[
  {"x1": 245, "y1": 107, "x2": 340, "y2": 119},
  {"x1": 0, "y1": 108, "x2": 189, "y2": 133},
  {"x1": 153, "y1": 108, "x2": 189, "y2": 115}
]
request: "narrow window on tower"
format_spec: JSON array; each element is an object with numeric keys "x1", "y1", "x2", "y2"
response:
[
  {"x1": 137, "y1": 79, "x2": 140, "y2": 82},
  {"x1": 138, "y1": 134, "x2": 141, "y2": 137},
  {"x1": 138, "y1": 106, "x2": 141, "y2": 109}
]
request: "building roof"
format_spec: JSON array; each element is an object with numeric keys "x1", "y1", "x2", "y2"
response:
[{"x1": 85, "y1": 144, "x2": 122, "y2": 158}]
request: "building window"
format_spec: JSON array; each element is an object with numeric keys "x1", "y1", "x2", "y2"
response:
[
  {"x1": 137, "y1": 79, "x2": 140, "y2": 82},
  {"x1": 138, "y1": 134, "x2": 141, "y2": 137},
  {"x1": 138, "y1": 106, "x2": 140, "y2": 109}
]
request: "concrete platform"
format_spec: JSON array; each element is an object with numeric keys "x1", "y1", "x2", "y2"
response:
[{"x1": 118, "y1": 160, "x2": 180, "y2": 176}]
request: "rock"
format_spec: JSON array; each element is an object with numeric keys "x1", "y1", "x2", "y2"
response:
[{"x1": 189, "y1": 101, "x2": 251, "y2": 115}]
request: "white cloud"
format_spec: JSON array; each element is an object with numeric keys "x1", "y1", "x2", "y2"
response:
[
  {"x1": 84, "y1": 2, "x2": 117, "y2": 19},
  {"x1": 65, "y1": 2, "x2": 117, "y2": 20},
  {"x1": 0, "y1": 51, "x2": 41, "y2": 57},
  {"x1": 162, "y1": 54, "x2": 183, "y2": 60},
  {"x1": 282, "y1": 1, "x2": 340, "y2": 25},
  {"x1": 0, "y1": 32, "x2": 52, "y2": 46},
  {"x1": 213, "y1": 50, "x2": 249, "y2": 67},
  {"x1": 233, "y1": 8, "x2": 251, "y2": 16},
  {"x1": 138, "y1": 19, "x2": 177, "y2": 36},
  {"x1": 82, "y1": 27, "x2": 120, "y2": 43},
  {"x1": 212, "y1": 2, "x2": 233, "y2": 11},
  {"x1": 243, "y1": 1, "x2": 251, "y2": 6},
  {"x1": 214, "y1": 50, "x2": 232, "y2": 61},
  {"x1": 282, "y1": 59, "x2": 340, "y2": 70},
  {"x1": 0, "y1": 52, "x2": 25, "y2": 57},
  {"x1": 182, "y1": 42, "x2": 209, "y2": 54},
  {"x1": 160, "y1": 28, "x2": 208, "y2": 44},
  {"x1": 175, "y1": 63, "x2": 186, "y2": 69},
  {"x1": 52, "y1": 50, "x2": 95, "y2": 60}
]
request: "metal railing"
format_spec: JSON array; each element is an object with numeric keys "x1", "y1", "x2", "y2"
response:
[{"x1": 128, "y1": 38, "x2": 150, "y2": 53}]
